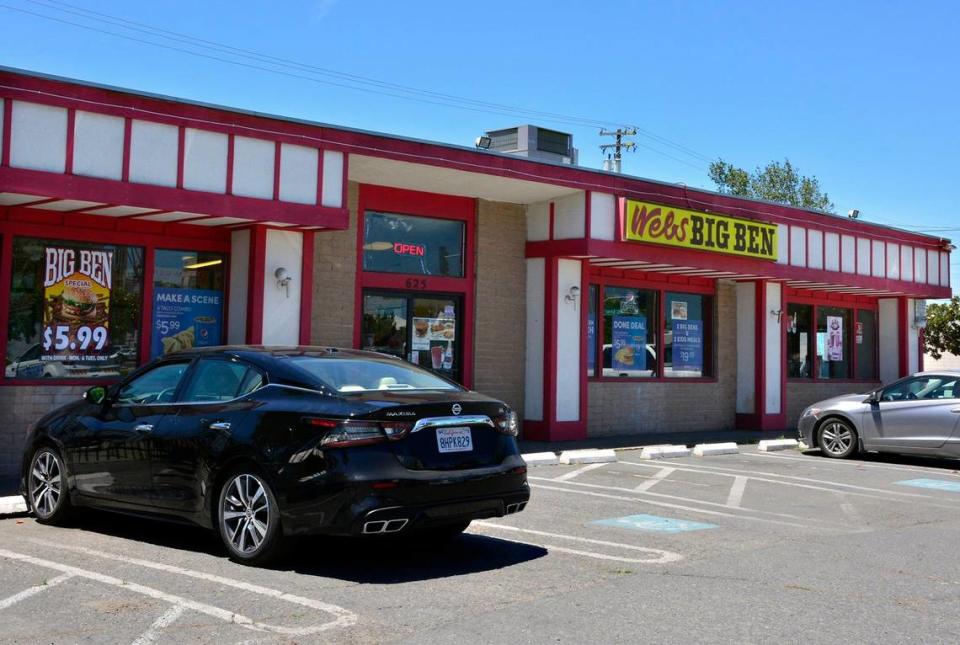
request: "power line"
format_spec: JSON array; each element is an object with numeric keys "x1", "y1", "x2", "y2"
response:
[{"x1": 6, "y1": 0, "x2": 714, "y2": 170}]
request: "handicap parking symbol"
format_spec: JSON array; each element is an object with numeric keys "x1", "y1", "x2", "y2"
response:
[
  {"x1": 592, "y1": 514, "x2": 717, "y2": 533},
  {"x1": 896, "y1": 478, "x2": 960, "y2": 493}
]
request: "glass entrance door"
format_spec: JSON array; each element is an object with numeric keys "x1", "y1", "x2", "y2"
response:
[{"x1": 361, "y1": 291, "x2": 463, "y2": 384}]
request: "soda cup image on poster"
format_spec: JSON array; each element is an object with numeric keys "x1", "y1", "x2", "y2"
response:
[
  {"x1": 151, "y1": 288, "x2": 223, "y2": 357},
  {"x1": 41, "y1": 246, "x2": 112, "y2": 362}
]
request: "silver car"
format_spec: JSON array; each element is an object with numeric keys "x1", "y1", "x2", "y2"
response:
[{"x1": 798, "y1": 371, "x2": 960, "y2": 459}]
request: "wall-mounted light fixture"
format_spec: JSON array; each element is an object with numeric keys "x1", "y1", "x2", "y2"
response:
[
  {"x1": 771, "y1": 309, "x2": 783, "y2": 323},
  {"x1": 848, "y1": 209, "x2": 860, "y2": 219},
  {"x1": 565, "y1": 285, "x2": 580, "y2": 309},
  {"x1": 275, "y1": 267, "x2": 292, "y2": 298},
  {"x1": 474, "y1": 135, "x2": 492, "y2": 149}
]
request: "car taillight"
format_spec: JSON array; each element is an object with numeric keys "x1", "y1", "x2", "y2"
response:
[
  {"x1": 494, "y1": 411, "x2": 519, "y2": 436},
  {"x1": 304, "y1": 418, "x2": 413, "y2": 448}
]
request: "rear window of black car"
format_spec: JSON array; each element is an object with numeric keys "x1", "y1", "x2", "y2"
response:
[{"x1": 287, "y1": 357, "x2": 460, "y2": 393}]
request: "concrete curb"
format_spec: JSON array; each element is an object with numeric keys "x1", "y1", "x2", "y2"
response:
[
  {"x1": 559, "y1": 449, "x2": 617, "y2": 465},
  {"x1": 639, "y1": 445, "x2": 692, "y2": 460},
  {"x1": 693, "y1": 442, "x2": 739, "y2": 457},
  {"x1": 758, "y1": 439, "x2": 800, "y2": 452},
  {"x1": 521, "y1": 452, "x2": 560, "y2": 467},
  {"x1": 0, "y1": 495, "x2": 27, "y2": 517}
]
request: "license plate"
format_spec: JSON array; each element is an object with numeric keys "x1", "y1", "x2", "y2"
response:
[{"x1": 436, "y1": 427, "x2": 473, "y2": 453}]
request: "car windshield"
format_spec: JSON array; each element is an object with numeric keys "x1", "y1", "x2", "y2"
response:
[{"x1": 288, "y1": 357, "x2": 460, "y2": 393}]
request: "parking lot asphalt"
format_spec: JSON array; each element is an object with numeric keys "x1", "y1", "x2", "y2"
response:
[{"x1": 3, "y1": 447, "x2": 960, "y2": 644}]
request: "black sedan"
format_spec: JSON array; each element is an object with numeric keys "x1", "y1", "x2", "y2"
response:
[{"x1": 20, "y1": 346, "x2": 530, "y2": 565}]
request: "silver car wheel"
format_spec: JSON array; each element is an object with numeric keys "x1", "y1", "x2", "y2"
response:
[
  {"x1": 30, "y1": 449, "x2": 63, "y2": 519},
  {"x1": 222, "y1": 474, "x2": 270, "y2": 554},
  {"x1": 820, "y1": 421, "x2": 854, "y2": 457}
]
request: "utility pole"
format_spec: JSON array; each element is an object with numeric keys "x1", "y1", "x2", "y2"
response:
[{"x1": 599, "y1": 127, "x2": 637, "y2": 173}]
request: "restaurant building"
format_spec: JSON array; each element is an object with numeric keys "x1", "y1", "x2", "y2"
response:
[{"x1": 0, "y1": 67, "x2": 952, "y2": 488}]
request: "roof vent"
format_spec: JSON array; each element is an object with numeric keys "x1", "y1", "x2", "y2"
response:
[{"x1": 478, "y1": 125, "x2": 577, "y2": 165}]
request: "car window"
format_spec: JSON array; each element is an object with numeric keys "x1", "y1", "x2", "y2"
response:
[
  {"x1": 21, "y1": 344, "x2": 41, "y2": 362},
  {"x1": 180, "y1": 359, "x2": 265, "y2": 403},
  {"x1": 116, "y1": 362, "x2": 190, "y2": 405},
  {"x1": 288, "y1": 357, "x2": 459, "y2": 393},
  {"x1": 881, "y1": 376, "x2": 960, "y2": 402}
]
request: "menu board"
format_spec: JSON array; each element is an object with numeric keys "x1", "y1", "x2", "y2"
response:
[
  {"x1": 151, "y1": 288, "x2": 223, "y2": 357},
  {"x1": 41, "y1": 246, "x2": 113, "y2": 363},
  {"x1": 411, "y1": 317, "x2": 455, "y2": 350},
  {"x1": 672, "y1": 320, "x2": 703, "y2": 371},
  {"x1": 612, "y1": 315, "x2": 647, "y2": 371}
]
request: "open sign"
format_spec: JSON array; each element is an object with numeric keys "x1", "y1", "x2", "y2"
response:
[{"x1": 393, "y1": 242, "x2": 426, "y2": 256}]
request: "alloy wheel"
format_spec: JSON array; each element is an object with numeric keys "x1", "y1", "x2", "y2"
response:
[
  {"x1": 820, "y1": 421, "x2": 854, "y2": 457},
  {"x1": 221, "y1": 474, "x2": 271, "y2": 554},
  {"x1": 30, "y1": 450, "x2": 62, "y2": 518}
]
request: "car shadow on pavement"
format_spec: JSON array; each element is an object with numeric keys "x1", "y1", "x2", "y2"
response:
[
  {"x1": 54, "y1": 510, "x2": 547, "y2": 583},
  {"x1": 274, "y1": 533, "x2": 548, "y2": 583},
  {"x1": 802, "y1": 449, "x2": 960, "y2": 472}
]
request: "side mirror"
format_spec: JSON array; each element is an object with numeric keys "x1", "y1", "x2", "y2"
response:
[
  {"x1": 84, "y1": 385, "x2": 108, "y2": 405},
  {"x1": 863, "y1": 391, "x2": 880, "y2": 405}
]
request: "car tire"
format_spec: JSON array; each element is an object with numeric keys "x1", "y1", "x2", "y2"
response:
[
  {"x1": 817, "y1": 418, "x2": 858, "y2": 459},
  {"x1": 27, "y1": 446, "x2": 71, "y2": 525},
  {"x1": 217, "y1": 470, "x2": 284, "y2": 566}
]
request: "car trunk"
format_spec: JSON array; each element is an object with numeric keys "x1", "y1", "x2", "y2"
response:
[{"x1": 349, "y1": 391, "x2": 511, "y2": 471}]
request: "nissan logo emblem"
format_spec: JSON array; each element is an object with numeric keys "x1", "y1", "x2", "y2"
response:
[{"x1": 452, "y1": 404, "x2": 462, "y2": 415}]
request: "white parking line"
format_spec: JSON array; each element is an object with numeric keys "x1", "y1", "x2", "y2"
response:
[
  {"x1": 726, "y1": 476, "x2": 748, "y2": 509},
  {"x1": 131, "y1": 604, "x2": 185, "y2": 645},
  {"x1": 555, "y1": 462, "x2": 608, "y2": 482},
  {"x1": 530, "y1": 475, "x2": 835, "y2": 525},
  {"x1": 742, "y1": 451, "x2": 960, "y2": 477},
  {"x1": 0, "y1": 572, "x2": 73, "y2": 611},
  {"x1": 27, "y1": 540, "x2": 357, "y2": 636},
  {"x1": 621, "y1": 460, "x2": 960, "y2": 508},
  {"x1": 471, "y1": 521, "x2": 682, "y2": 564},
  {"x1": 530, "y1": 482, "x2": 813, "y2": 529},
  {"x1": 634, "y1": 467, "x2": 676, "y2": 492}
]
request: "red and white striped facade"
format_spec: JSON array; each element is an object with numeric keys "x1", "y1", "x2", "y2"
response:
[{"x1": 0, "y1": 66, "x2": 952, "y2": 444}]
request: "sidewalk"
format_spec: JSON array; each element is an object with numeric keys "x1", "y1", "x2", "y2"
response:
[
  {"x1": 0, "y1": 494, "x2": 27, "y2": 516},
  {"x1": 519, "y1": 428, "x2": 795, "y2": 454}
]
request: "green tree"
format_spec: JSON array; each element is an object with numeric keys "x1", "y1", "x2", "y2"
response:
[
  {"x1": 923, "y1": 296, "x2": 960, "y2": 360},
  {"x1": 709, "y1": 158, "x2": 835, "y2": 213}
]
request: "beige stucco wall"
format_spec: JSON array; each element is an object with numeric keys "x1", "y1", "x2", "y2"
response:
[
  {"x1": 473, "y1": 199, "x2": 526, "y2": 417},
  {"x1": 0, "y1": 385, "x2": 87, "y2": 492},
  {"x1": 586, "y1": 281, "x2": 738, "y2": 436}
]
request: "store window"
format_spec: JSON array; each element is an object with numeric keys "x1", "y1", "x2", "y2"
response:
[
  {"x1": 786, "y1": 304, "x2": 813, "y2": 379},
  {"x1": 602, "y1": 287, "x2": 657, "y2": 377},
  {"x1": 816, "y1": 306, "x2": 851, "y2": 379},
  {"x1": 6, "y1": 238, "x2": 143, "y2": 379},
  {"x1": 151, "y1": 250, "x2": 226, "y2": 358},
  {"x1": 362, "y1": 212, "x2": 465, "y2": 277},
  {"x1": 855, "y1": 309, "x2": 878, "y2": 380},
  {"x1": 664, "y1": 292, "x2": 713, "y2": 378}
]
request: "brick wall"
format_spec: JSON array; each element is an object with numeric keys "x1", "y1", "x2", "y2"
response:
[
  {"x1": 587, "y1": 281, "x2": 738, "y2": 436},
  {"x1": 0, "y1": 385, "x2": 87, "y2": 493},
  {"x1": 786, "y1": 381, "x2": 878, "y2": 430},
  {"x1": 310, "y1": 181, "x2": 359, "y2": 347},
  {"x1": 473, "y1": 199, "x2": 526, "y2": 417}
]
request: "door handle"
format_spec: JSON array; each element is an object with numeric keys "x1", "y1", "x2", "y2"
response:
[
  {"x1": 209, "y1": 421, "x2": 231, "y2": 431},
  {"x1": 134, "y1": 424, "x2": 154, "y2": 433}
]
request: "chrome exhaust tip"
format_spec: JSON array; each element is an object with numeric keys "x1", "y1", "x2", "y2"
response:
[
  {"x1": 505, "y1": 502, "x2": 527, "y2": 515},
  {"x1": 363, "y1": 518, "x2": 409, "y2": 534}
]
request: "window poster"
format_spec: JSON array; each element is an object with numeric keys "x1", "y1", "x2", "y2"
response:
[
  {"x1": 587, "y1": 311, "x2": 596, "y2": 372},
  {"x1": 827, "y1": 315, "x2": 843, "y2": 361},
  {"x1": 855, "y1": 321, "x2": 864, "y2": 345},
  {"x1": 41, "y1": 246, "x2": 113, "y2": 363},
  {"x1": 612, "y1": 315, "x2": 647, "y2": 371},
  {"x1": 672, "y1": 319, "x2": 703, "y2": 371},
  {"x1": 151, "y1": 288, "x2": 223, "y2": 357},
  {"x1": 671, "y1": 301, "x2": 688, "y2": 321},
  {"x1": 412, "y1": 317, "x2": 455, "y2": 351}
]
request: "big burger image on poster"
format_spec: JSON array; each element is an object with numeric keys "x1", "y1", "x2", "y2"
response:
[{"x1": 41, "y1": 246, "x2": 112, "y2": 362}]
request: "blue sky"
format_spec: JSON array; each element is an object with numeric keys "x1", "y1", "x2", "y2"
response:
[{"x1": 2, "y1": 0, "x2": 958, "y2": 290}]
